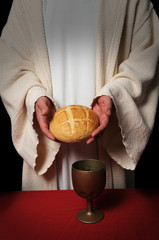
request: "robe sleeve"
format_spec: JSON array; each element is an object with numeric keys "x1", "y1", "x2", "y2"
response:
[
  {"x1": 0, "y1": 0, "x2": 60, "y2": 175},
  {"x1": 94, "y1": 0, "x2": 159, "y2": 170}
]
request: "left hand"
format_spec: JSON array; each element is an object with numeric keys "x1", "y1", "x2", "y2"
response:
[
  {"x1": 86, "y1": 95, "x2": 112, "y2": 144},
  {"x1": 35, "y1": 96, "x2": 56, "y2": 141}
]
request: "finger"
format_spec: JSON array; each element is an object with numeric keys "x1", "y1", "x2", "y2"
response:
[
  {"x1": 37, "y1": 115, "x2": 56, "y2": 141},
  {"x1": 106, "y1": 108, "x2": 112, "y2": 116},
  {"x1": 42, "y1": 127, "x2": 56, "y2": 141},
  {"x1": 92, "y1": 103, "x2": 101, "y2": 117},
  {"x1": 40, "y1": 120, "x2": 55, "y2": 140},
  {"x1": 36, "y1": 97, "x2": 51, "y2": 116},
  {"x1": 92, "y1": 115, "x2": 109, "y2": 137},
  {"x1": 98, "y1": 96, "x2": 112, "y2": 116},
  {"x1": 37, "y1": 102, "x2": 49, "y2": 116},
  {"x1": 86, "y1": 137, "x2": 95, "y2": 144},
  {"x1": 91, "y1": 124, "x2": 106, "y2": 138}
]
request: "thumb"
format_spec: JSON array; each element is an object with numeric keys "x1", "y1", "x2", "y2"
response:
[
  {"x1": 36, "y1": 97, "x2": 50, "y2": 116},
  {"x1": 106, "y1": 108, "x2": 111, "y2": 116}
]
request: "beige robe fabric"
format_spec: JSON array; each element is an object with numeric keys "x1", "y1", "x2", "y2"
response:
[{"x1": 0, "y1": 0, "x2": 159, "y2": 190}]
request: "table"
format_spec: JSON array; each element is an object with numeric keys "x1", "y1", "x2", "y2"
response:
[{"x1": 0, "y1": 190, "x2": 159, "y2": 240}]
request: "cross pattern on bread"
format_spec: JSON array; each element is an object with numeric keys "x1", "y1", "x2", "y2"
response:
[
  {"x1": 56, "y1": 105, "x2": 95, "y2": 134},
  {"x1": 50, "y1": 105, "x2": 99, "y2": 142}
]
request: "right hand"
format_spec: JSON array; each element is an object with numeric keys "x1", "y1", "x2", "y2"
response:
[
  {"x1": 86, "y1": 95, "x2": 112, "y2": 144},
  {"x1": 35, "y1": 96, "x2": 56, "y2": 141}
]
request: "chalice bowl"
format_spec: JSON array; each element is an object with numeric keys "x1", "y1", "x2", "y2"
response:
[{"x1": 72, "y1": 159, "x2": 106, "y2": 224}]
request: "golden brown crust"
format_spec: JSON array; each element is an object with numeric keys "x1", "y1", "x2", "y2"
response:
[{"x1": 49, "y1": 105, "x2": 99, "y2": 142}]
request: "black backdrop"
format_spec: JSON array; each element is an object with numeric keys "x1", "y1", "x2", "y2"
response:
[{"x1": 0, "y1": 0, "x2": 159, "y2": 190}]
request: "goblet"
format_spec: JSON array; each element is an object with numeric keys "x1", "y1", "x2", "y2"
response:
[{"x1": 72, "y1": 159, "x2": 106, "y2": 224}]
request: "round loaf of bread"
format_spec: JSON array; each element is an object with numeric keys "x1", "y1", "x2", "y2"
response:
[{"x1": 49, "y1": 105, "x2": 99, "y2": 143}]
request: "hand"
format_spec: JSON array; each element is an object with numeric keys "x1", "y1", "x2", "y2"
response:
[
  {"x1": 35, "y1": 96, "x2": 56, "y2": 141},
  {"x1": 86, "y1": 95, "x2": 112, "y2": 144}
]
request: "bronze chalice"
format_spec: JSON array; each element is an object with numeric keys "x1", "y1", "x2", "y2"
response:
[{"x1": 72, "y1": 159, "x2": 106, "y2": 223}]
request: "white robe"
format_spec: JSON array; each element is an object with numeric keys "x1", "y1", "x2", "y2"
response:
[
  {"x1": 0, "y1": 0, "x2": 159, "y2": 190},
  {"x1": 43, "y1": 0, "x2": 126, "y2": 189},
  {"x1": 43, "y1": 0, "x2": 98, "y2": 109}
]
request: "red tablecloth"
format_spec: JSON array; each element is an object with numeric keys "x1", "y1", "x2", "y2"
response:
[{"x1": 0, "y1": 189, "x2": 159, "y2": 240}]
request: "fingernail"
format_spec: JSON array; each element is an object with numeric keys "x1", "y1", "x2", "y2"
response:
[
  {"x1": 107, "y1": 109, "x2": 111, "y2": 115},
  {"x1": 42, "y1": 109, "x2": 47, "y2": 115}
]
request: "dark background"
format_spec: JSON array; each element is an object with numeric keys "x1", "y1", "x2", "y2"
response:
[{"x1": 0, "y1": 0, "x2": 159, "y2": 191}]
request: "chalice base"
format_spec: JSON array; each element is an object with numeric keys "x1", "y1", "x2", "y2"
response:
[{"x1": 77, "y1": 209, "x2": 104, "y2": 224}]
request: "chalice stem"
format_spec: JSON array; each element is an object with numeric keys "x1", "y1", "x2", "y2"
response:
[{"x1": 87, "y1": 199, "x2": 94, "y2": 214}]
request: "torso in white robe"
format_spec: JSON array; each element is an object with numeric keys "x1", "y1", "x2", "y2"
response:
[
  {"x1": 3, "y1": 0, "x2": 158, "y2": 191},
  {"x1": 43, "y1": 0, "x2": 132, "y2": 189}
]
